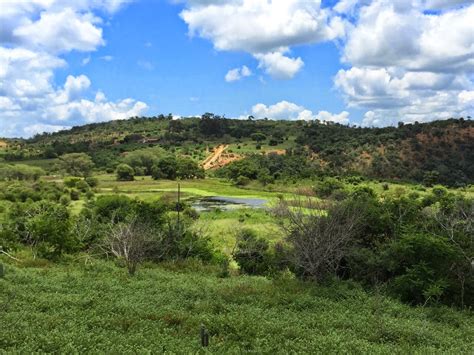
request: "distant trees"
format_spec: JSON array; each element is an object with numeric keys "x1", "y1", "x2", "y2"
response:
[
  {"x1": 123, "y1": 149, "x2": 160, "y2": 175},
  {"x1": 151, "y1": 156, "x2": 204, "y2": 180},
  {"x1": 0, "y1": 164, "x2": 44, "y2": 181},
  {"x1": 250, "y1": 132, "x2": 267, "y2": 142},
  {"x1": 217, "y1": 153, "x2": 314, "y2": 184},
  {"x1": 59, "y1": 153, "x2": 94, "y2": 177}
]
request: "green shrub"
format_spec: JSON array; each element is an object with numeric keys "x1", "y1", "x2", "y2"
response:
[
  {"x1": 70, "y1": 189, "x2": 80, "y2": 201},
  {"x1": 235, "y1": 175, "x2": 250, "y2": 186},
  {"x1": 233, "y1": 229, "x2": 272, "y2": 275},
  {"x1": 59, "y1": 153, "x2": 94, "y2": 177},
  {"x1": 384, "y1": 233, "x2": 461, "y2": 305},
  {"x1": 84, "y1": 176, "x2": 99, "y2": 188},
  {"x1": 64, "y1": 177, "x2": 81, "y2": 188},
  {"x1": 116, "y1": 164, "x2": 135, "y2": 181},
  {"x1": 76, "y1": 180, "x2": 90, "y2": 193},
  {"x1": 314, "y1": 177, "x2": 345, "y2": 198},
  {"x1": 59, "y1": 194, "x2": 71, "y2": 206}
]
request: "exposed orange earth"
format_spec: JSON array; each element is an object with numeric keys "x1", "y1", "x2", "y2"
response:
[{"x1": 201, "y1": 144, "x2": 242, "y2": 170}]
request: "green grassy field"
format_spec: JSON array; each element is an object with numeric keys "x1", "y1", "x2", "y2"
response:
[
  {"x1": 94, "y1": 175, "x2": 286, "y2": 200},
  {"x1": 195, "y1": 209, "x2": 283, "y2": 253},
  {"x1": 1, "y1": 258, "x2": 472, "y2": 353}
]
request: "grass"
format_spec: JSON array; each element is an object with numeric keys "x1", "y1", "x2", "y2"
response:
[
  {"x1": 196, "y1": 209, "x2": 283, "y2": 253},
  {"x1": 95, "y1": 174, "x2": 285, "y2": 200},
  {"x1": 0, "y1": 258, "x2": 472, "y2": 353},
  {"x1": 4, "y1": 158, "x2": 60, "y2": 170}
]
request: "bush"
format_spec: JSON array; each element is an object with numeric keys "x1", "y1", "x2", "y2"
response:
[
  {"x1": 0, "y1": 164, "x2": 44, "y2": 181},
  {"x1": 2, "y1": 201, "x2": 78, "y2": 259},
  {"x1": 70, "y1": 189, "x2": 80, "y2": 201},
  {"x1": 274, "y1": 199, "x2": 362, "y2": 281},
  {"x1": 384, "y1": 233, "x2": 460, "y2": 305},
  {"x1": 232, "y1": 229, "x2": 273, "y2": 275},
  {"x1": 116, "y1": 164, "x2": 135, "y2": 181},
  {"x1": 235, "y1": 175, "x2": 250, "y2": 186},
  {"x1": 64, "y1": 177, "x2": 81, "y2": 188},
  {"x1": 314, "y1": 177, "x2": 345, "y2": 198},
  {"x1": 59, "y1": 194, "x2": 71, "y2": 206},
  {"x1": 76, "y1": 180, "x2": 90, "y2": 193},
  {"x1": 123, "y1": 149, "x2": 160, "y2": 175},
  {"x1": 85, "y1": 176, "x2": 99, "y2": 188}
]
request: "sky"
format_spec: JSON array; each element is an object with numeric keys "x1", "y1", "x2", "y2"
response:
[{"x1": 0, "y1": 0, "x2": 473, "y2": 137}]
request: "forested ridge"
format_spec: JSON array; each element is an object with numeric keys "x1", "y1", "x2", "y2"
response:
[{"x1": 2, "y1": 116, "x2": 472, "y2": 186}]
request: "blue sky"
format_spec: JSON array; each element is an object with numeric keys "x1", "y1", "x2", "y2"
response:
[
  {"x1": 0, "y1": 0, "x2": 473, "y2": 137},
  {"x1": 64, "y1": 1, "x2": 352, "y2": 119}
]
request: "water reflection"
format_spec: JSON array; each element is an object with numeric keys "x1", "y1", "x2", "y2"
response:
[{"x1": 191, "y1": 196, "x2": 267, "y2": 212}]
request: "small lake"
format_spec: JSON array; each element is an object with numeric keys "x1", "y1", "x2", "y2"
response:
[{"x1": 191, "y1": 196, "x2": 268, "y2": 212}]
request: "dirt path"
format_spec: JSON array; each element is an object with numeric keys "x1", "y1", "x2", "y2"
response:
[{"x1": 202, "y1": 144, "x2": 229, "y2": 170}]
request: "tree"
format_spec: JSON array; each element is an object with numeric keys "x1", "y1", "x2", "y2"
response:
[
  {"x1": 123, "y1": 149, "x2": 159, "y2": 175},
  {"x1": 116, "y1": 164, "x2": 135, "y2": 181},
  {"x1": 59, "y1": 153, "x2": 94, "y2": 177},
  {"x1": 251, "y1": 132, "x2": 267, "y2": 142},
  {"x1": 104, "y1": 216, "x2": 159, "y2": 275},
  {"x1": 3, "y1": 201, "x2": 77, "y2": 259},
  {"x1": 274, "y1": 198, "x2": 362, "y2": 281},
  {"x1": 152, "y1": 156, "x2": 178, "y2": 180}
]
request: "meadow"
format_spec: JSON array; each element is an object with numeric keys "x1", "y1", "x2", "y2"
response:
[{"x1": 1, "y1": 257, "x2": 473, "y2": 353}]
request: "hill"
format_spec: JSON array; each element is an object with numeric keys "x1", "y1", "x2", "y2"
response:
[{"x1": 1, "y1": 115, "x2": 473, "y2": 186}]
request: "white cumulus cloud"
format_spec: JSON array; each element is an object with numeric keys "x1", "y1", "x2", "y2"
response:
[
  {"x1": 0, "y1": 0, "x2": 148, "y2": 137},
  {"x1": 335, "y1": 0, "x2": 474, "y2": 125},
  {"x1": 180, "y1": 0, "x2": 345, "y2": 79},
  {"x1": 249, "y1": 100, "x2": 350, "y2": 124},
  {"x1": 225, "y1": 65, "x2": 252, "y2": 82}
]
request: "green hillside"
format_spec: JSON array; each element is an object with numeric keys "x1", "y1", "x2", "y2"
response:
[{"x1": 2, "y1": 116, "x2": 473, "y2": 186}]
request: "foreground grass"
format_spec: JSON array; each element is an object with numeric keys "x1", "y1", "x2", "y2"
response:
[{"x1": 0, "y1": 259, "x2": 472, "y2": 353}]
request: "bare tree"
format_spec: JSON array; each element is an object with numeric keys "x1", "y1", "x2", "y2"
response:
[
  {"x1": 103, "y1": 215, "x2": 164, "y2": 275},
  {"x1": 273, "y1": 197, "x2": 362, "y2": 281}
]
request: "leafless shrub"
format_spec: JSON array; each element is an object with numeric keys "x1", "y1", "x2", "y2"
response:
[
  {"x1": 103, "y1": 215, "x2": 166, "y2": 275},
  {"x1": 273, "y1": 197, "x2": 363, "y2": 281}
]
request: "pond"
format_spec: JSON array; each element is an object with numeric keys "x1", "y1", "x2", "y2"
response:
[{"x1": 191, "y1": 196, "x2": 268, "y2": 212}]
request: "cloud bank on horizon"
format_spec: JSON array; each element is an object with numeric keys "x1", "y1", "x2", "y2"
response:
[{"x1": 0, "y1": 0, "x2": 473, "y2": 137}]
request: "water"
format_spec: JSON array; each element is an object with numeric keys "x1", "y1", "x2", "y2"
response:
[{"x1": 191, "y1": 196, "x2": 267, "y2": 212}]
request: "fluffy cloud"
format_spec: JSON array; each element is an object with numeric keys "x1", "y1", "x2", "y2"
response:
[
  {"x1": 343, "y1": 3, "x2": 474, "y2": 72},
  {"x1": 23, "y1": 124, "x2": 72, "y2": 137},
  {"x1": 13, "y1": 9, "x2": 104, "y2": 53},
  {"x1": 0, "y1": 0, "x2": 147, "y2": 137},
  {"x1": 181, "y1": 0, "x2": 345, "y2": 79},
  {"x1": 225, "y1": 65, "x2": 252, "y2": 82},
  {"x1": 250, "y1": 101, "x2": 350, "y2": 124},
  {"x1": 314, "y1": 110, "x2": 350, "y2": 124},
  {"x1": 255, "y1": 52, "x2": 303, "y2": 80},
  {"x1": 336, "y1": 0, "x2": 474, "y2": 126}
]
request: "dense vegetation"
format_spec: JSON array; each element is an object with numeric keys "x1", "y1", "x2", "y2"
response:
[
  {"x1": 1, "y1": 260, "x2": 473, "y2": 353},
  {"x1": 2, "y1": 116, "x2": 472, "y2": 186}
]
